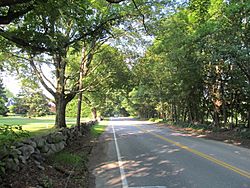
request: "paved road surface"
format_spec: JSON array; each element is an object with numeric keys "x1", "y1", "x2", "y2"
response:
[{"x1": 90, "y1": 118, "x2": 250, "y2": 188}]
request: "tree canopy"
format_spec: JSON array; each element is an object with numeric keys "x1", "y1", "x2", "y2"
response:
[{"x1": 1, "y1": 0, "x2": 249, "y2": 130}]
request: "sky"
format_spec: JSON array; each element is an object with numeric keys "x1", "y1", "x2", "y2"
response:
[
  {"x1": 2, "y1": 74, "x2": 21, "y2": 96},
  {"x1": 2, "y1": 66, "x2": 54, "y2": 99}
]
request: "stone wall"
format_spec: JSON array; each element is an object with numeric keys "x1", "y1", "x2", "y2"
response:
[{"x1": 0, "y1": 120, "x2": 96, "y2": 175}]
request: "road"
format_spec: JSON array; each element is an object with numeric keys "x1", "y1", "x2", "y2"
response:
[{"x1": 90, "y1": 117, "x2": 250, "y2": 188}]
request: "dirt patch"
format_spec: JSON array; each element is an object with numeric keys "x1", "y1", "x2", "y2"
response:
[
  {"x1": 161, "y1": 124, "x2": 250, "y2": 149},
  {"x1": 1, "y1": 133, "x2": 98, "y2": 188}
]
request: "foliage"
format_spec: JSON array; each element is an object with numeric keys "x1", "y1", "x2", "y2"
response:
[
  {"x1": 124, "y1": 0, "x2": 250, "y2": 130},
  {"x1": 0, "y1": 124, "x2": 30, "y2": 146},
  {"x1": 41, "y1": 176, "x2": 53, "y2": 188},
  {"x1": 66, "y1": 99, "x2": 92, "y2": 118},
  {"x1": 12, "y1": 90, "x2": 50, "y2": 117},
  {"x1": 0, "y1": 0, "x2": 170, "y2": 128},
  {"x1": 81, "y1": 45, "x2": 132, "y2": 117},
  {"x1": 0, "y1": 77, "x2": 8, "y2": 116},
  {"x1": 52, "y1": 151, "x2": 83, "y2": 166},
  {"x1": 90, "y1": 121, "x2": 108, "y2": 137}
]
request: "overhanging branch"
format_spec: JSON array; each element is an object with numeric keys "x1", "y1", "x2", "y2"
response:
[
  {"x1": 105, "y1": 0, "x2": 126, "y2": 3},
  {"x1": 29, "y1": 57, "x2": 56, "y2": 97},
  {"x1": 0, "y1": 0, "x2": 31, "y2": 6},
  {"x1": 132, "y1": 0, "x2": 149, "y2": 34}
]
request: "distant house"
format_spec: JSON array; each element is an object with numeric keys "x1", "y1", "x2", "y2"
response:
[{"x1": 5, "y1": 98, "x2": 15, "y2": 107}]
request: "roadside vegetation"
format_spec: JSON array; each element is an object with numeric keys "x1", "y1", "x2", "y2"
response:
[
  {"x1": 90, "y1": 120, "x2": 109, "y2": 137},
  {"x1": 0, "y1": 116, "x2": 88, "y2": 146}
]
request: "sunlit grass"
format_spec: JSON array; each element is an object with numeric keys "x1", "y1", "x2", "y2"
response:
[
  {"x1": 90, "y1": 120, "x2": 108, "y2": 137},
  {"x1": 0, "y1": 116, "x2": 90, "y2": 143}
]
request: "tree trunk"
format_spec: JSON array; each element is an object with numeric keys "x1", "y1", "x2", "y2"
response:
[
  {"x1": 55, "y1": 95, "x2": 67, "y2": 128},
  {"x1": 92, "y1": 107, "x2": 97, "y2": 120},
  {"x1": 213, "y1": 106, "x2": 220, "y2": 127},
  {"x1": 54, "y1": 54, "x2": 68, "y2": 128},
  {"x1": 76, "y1": 91, "x2": 83, "y2": 127},
  {"x1": 76, "y1": 52, "x2": 85, "y2": 126},
  {"x1": 247, "y1": 110, "x2": 250, "y2": 128}
]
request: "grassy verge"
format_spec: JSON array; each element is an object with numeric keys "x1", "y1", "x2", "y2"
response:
[
  {"x1": 51, "y1": 151, "x2": 85, "y2": 167},
  {"x1": 148, "y1": 118, "x2": 165, "y2": 123},
  {"x1": 90, "y1": 120, "x2": 108, "y2": 137}
]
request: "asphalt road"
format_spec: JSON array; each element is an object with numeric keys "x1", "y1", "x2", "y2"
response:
[{"x1": 90, "y1": 117, "x2": 250, "y2": 188}]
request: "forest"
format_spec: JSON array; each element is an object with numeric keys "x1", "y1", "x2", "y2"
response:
[{"x1": 0, "y1": 0, "x2": 249, "y2": 130}]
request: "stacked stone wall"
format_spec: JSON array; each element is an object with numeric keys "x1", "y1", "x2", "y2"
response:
[{"x1": 0, "y1": 121, "x2": 96, "y2": 175}]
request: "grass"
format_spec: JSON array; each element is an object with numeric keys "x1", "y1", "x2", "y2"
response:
[
  {"x1": 52, "y1": 151, "x2": 83, "y2": 166},
  {"x1": 90, "y1": 120, "x2": 108, "y2": 137},
  {"x1": 148, "y1": 118, "x2": 165, "y2": 123},
  {"x1": 0, "y1": 115, "x2": 90, "y2": 144}
]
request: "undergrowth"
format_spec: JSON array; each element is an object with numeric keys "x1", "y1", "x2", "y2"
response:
[{"x1": 0, "y1": 124, "x2": 30, "y2": 146}]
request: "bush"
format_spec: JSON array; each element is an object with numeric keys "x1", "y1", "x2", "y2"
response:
[{"x1": 0, "y1": 124, "x2": 30, "y2": 146}]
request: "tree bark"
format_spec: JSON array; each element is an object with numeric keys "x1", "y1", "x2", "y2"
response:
[
  {"x1": 92, "y1": 107, "x2": 97, "y2": 120},
  {"x1": 247, "y1": 110, "x2": 250, "y2": 128},
  {"x1": 54, "y1": 54, "x2": 68, "y2": 128},
  {"x1": 76, "y1": 46, "x2": 85, "y2": 127},
  {"x1": 55, "y1": 95, "x2": 67, "y2": 128}
]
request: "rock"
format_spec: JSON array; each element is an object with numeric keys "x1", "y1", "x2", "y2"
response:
[
  {"x1": 47, "y1": 132, "x2": 66, "y2": 144},
  {"x1": 13, "y1": 157, "x2": 19, "y2": 164},
  {"x1": 54, "y1": 142, "x2": 65, "y2": 152},
  {"x1": 15, "y1": 142, "x2": 25, "y2": 148},
  {"x1": 18, "y1": 155, "x2": 27, "y2": 164},
  {"x1": 44, "y1": 149, "x2": 54, "y2": 156},
  {"x1": 40, "y1": 144, "x2": 49, "y2": 153},
  {"x1": 31, "y1": 153, "x2": 45, "y2": 162},
  {"x1": 34, "y1": 137, "x2": 46, "y2": 148},
  {"x1": 5, "y1": 158, "x2": 19, "y2": 171},
  {"x1": 34, "y1": 160, "x2": 41, "y2": 166},
  {"x1": 0, "y1": 147, "x2": 9, "y2": 160},
  {"x1": 18, "y1": 145, "x2": 35, "y2": 160},
  {"x1": 49, "y1": 144, "x2": 57, "y2": 153},
  {"x1": 9, "y1": 149, "x2": 22, "y2": 158},
  {"x1": 37, "y1": 165, "x2": 45, "y2": 170},
  {"x1": 23, "y1": 139, "x2": 37, "y2": 148}
]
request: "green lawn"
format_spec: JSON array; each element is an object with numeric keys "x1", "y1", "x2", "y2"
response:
[{"x1": 0, "y1": 116, "x2": 90, "y2": 143}]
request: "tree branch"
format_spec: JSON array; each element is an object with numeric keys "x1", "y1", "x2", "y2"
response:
[
  {"x1": 29, "y1": 57, "x2": 56, "y2": 97},
  {"x1": 105, "y1": 0, "x2": 126, "y2": 3},
  {"x1": 0, "y1": 5, "x2": 33, "y2": 24},
  {"x1": 0, "y1": 28, "x2": 55, "y2": 53},
  {"x1": 0, "y1": 0, "x2": 31, "y2": 6},
  {"x1": 132, "y1": 0, "x2": 149, "y2": 34},
  {"x1": 37, "y1": 63, "x2": 56, "y2": 90}
]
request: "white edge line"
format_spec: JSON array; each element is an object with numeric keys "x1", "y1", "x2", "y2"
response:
[{"x1": 112, "y1": 123, "x2": 129, "y2": 188}]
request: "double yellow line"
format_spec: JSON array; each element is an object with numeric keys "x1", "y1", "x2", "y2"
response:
[{"x1": 135, "y1": 125, "x2": 250, "y2": 179}]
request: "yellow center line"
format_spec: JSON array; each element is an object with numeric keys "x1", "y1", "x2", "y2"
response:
[{"x1": 134, "y1": 125, "x2": 250, "y2": 179}]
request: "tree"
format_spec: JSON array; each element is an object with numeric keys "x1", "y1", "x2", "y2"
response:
[
  {"x1": 76, "y1": 44, "x2": 132, "y2": 118},
  {"x1": 0, "y1": 77, "x2": 8, "y2": 116},
  {"x1": 0, "y1": 0, "x2": 126, "y2": 127},
  {"x1": 0, "y1": 0, "x2": 127, "y2": 25},
  {"x1": 124, "y1": 0, "x2": 250, "y2": 130},
  {"x1": 11, "y1": 78, "x2": 50, "y2": 117},
  {"x1": 1, "y1": 0, "x2": 169, "y2": 128}
]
